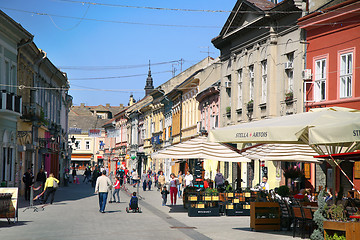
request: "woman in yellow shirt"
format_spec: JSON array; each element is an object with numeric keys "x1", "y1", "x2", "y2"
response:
[{"x1": 43, "y1": 173, "x2": 59, "y2": 204}]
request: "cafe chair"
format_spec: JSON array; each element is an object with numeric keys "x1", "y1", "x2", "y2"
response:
[
  {"x1": 303, "y1": 207, "x2": 315, "y2": 238},
  {"x1": 292, "y1": 206, "x2": 305, "y2": 239}
]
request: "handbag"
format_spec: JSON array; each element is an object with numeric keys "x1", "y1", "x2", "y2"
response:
[{"x1": 53, "y1": 179, "x2": 59, "y2": 189}]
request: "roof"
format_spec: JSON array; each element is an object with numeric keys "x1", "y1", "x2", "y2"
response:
[
  {"x1": 247, "y1": 0, "x2": 276, "y2": 10},
  {"x1": 68, "y1": 115, "x2": 110, "y2": 131}
]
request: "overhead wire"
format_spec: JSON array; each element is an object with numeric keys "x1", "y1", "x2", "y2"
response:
[
  {"x1": 69, "y1": 70, "x2": 172, "y2": 80},
  {"x1": 55, "y1": 0, "x2": 354, "y2": 14},
  {"x1": 59, "y1": 60, "x2": 182, "y2": 70},
  {"x1": 1, "y1": 6, "x2": 359, "y2": 29}
]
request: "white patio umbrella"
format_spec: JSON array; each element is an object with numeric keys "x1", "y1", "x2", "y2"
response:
[
  {"x1": 209, "y1": 107, "x2": 360, "y2": 147},
  {"x1": 241, "y1": 144, "x2": 323, "y2": 163},
  {"x1": 151, "y1": 136, "x2": 250, "y2": 162}
]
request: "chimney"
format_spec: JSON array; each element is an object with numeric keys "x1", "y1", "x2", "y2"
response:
[
  {"x1": 120, "y1": 104, "x2": 124, "y2": 108},
  {"x1": 129, "y1": 94, "x2": 135, "y2": 106},
  {"x1": 80, "y1": 103, "x2": 85, "y2": 107},
  {"x1": 106, "y1": 103, "x2": 110, "y2": 108}
]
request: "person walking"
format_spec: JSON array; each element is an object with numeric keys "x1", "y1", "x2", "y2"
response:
[
  {"x1": 23, "y1": 168, "x2": 34, "y2": 201},
  {"x1": 169, "y1": 173, "x2": 178, "y2": 205},
  {"x1": 112, "y1": 176, "x2": 121, "y2": 203},
  {"x1": 177, "y1": 171, "x2": 184, "y2": 198},
  {"x1": 42, "y1": 173, "x2": 59, "y2": 204},
  {"x1": 83, "y1": 167, "x2": 91, "y2": 183},
  {"x1": 161, "y1": 186, "x2": 169, "y2": 206},
  {"x1": 141, "y1": 170, "x2": 148, "y2": 191},
  {"x1": 184, "y1": 171, "x2": 193, "y2": 187},
  {"x1": 157, "y1": 171, "x2": 165, "y2": 191},
  {"x1": 214, "y1": 170, "x2": 225, "y2": 188},
  {"x1": 72, "y1": 167, "x2": 77, "y2": 183},
  {"x1": 91, "y1": 166, "x2": 100, "y2": 188},
  {"x1": 95, "y1": 170, "x2": 112, "y2": 213},
  {"x1": 36, "y1": 168, "x2": 47, "y2": 201}
]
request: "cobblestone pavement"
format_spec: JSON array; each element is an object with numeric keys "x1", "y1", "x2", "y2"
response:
[{"x1": 0, "y1": 176, "x2": 302, "y2": 240}]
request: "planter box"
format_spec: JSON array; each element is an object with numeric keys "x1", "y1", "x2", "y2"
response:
[
  {"x1": 226, "y1": 208, "x2": 250, "y2": 216},
  {"x1": 323, "y1": 221, "x2": 360, "y2": 240},
  {"x1": 226, "y1": 193, "x2": 234, "y2": 198},
  {"x1": 250, "y1": 202, "x2": 281, "y2": 231},
  {"x1": 188, "y1": 207, "x2": 220, "y2": 217},
  {"x1": 212, "y1": 196, "x2": 219, "y2": 201},
  {"x1": 188, "y1": 196, "x2": 198, "y2": 201},
  {"x1": 203, "y1": 196, "x2": 212, "y2": 201}
]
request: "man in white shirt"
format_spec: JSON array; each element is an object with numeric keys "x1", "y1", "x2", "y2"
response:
[
  {"x1": 184, "y1": 171, "x2": 193, "y2": 187},
  {"x1": 95, "y1": 170, "x2": 112, "y2": 213},
  {"x1": 259, "y1": 176, "x2": 270, "y2": 192}
]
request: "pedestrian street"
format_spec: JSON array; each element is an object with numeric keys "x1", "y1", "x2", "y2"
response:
[{"x1": 0, "y1": 176, "x2": 301, "y2": 240}]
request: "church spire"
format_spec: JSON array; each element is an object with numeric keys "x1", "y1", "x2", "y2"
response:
[{"x1": 144, "y1": 60, "x2": 154, "y2": 96}]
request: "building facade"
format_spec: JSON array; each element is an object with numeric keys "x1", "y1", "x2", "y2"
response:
[
  {"x1": 299, "y1": 0, "x2": 360, "y2": 193},
  {"x1": 211, "y1": 0, "x2": 307, "y2": 189}
]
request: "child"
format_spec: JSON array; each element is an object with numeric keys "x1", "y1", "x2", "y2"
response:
[
  {"x1": 161, "y1": 186, "x2": 169, "y2": 206},
  {"x1": 129, "y1": 192, "x2": 138, "y2": 209}
]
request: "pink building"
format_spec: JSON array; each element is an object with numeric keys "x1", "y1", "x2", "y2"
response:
[{"x1": 196, "y1": 84, "x2": 220, "y2": 134}]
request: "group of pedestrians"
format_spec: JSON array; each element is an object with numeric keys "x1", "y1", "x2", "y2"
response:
[
  {"x1": 23, "y1": 168, "x2": 60, "y2": 205},
  {"x1": 160, "y1": 170, "x2": 194, "y2": 206}
]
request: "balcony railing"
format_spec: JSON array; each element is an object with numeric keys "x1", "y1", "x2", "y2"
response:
[
  {"x1": 22, "y1": 102, "x2": 42, "y2": 121},
  {"x1": 0, "y1": 90, "x2": 22, "y2": 114}
]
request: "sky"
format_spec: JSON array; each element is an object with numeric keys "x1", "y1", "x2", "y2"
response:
[{"x1": 0, "y1": 0, "x2": 237, "y2": 106}]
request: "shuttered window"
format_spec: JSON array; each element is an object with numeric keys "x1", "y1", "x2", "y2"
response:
[
  {"x1": 355, "y1": 162, "x2": 360, "y2": 179},
  {"x1": 304, "y1": 163, "x2": 311, "y2": 179}
]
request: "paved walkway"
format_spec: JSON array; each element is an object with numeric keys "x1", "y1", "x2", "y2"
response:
[{"x1": 0, "y1": 176, "x2": 302, "y2": 240}]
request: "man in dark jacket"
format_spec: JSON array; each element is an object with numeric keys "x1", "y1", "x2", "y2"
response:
[{"x1": 23, "y1": 168, "x2": 34, "y2": 201}]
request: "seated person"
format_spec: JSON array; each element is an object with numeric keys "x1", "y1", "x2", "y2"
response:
[
  {"x1": 224, "y1": 180, "x2": 233, "y2": 192},
  {"x1": 294, "y1": 189, "x2": 306, "y2": 200},
  {"x1": 129, "y1": 192, "x2": 139, "y2": 209}
]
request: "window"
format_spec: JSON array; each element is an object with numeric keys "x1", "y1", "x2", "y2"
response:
[
  {"x1": 151, "y1": 121, "x2": 155, "y2": 134},
  {"x1": 261, "y1": 61, "x2": 267, "y2": 103},
  {"x1": 75, "y1": 140, "x2": 81, "y2": 150},
  {"x1": 237, "y1": 69, "x2": 242, "y2": 109},
  {"x1": 286, "y1": 52, "x2": 294, "y2": 92},
  {"x1": 85, "y1": 141, "x2": 90, "y2": 150},
  {"x1": 314, "y1": 59, "x2": 326, "y2": 101},
  {"x1": 340, "y1": 52, "x2": 353, "y2": 98},
  {"x1": 249, "y1": 65, "x2": 254, "y2": 101},
  {"x1": 226, "y1": 75, "x2": 231, "y2": 107}
]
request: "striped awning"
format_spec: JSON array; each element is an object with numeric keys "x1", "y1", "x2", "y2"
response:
[
  {"x1": 241, "y1": 144, "x2": 323, "y2": 163},
  {"x1": 151, "y1": 136, "x2": 250, "y2": 162}
]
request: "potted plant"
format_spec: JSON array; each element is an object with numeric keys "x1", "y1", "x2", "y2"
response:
[
  {"x1": 247, "y1": 100, "x2": 254, "y2": 111},
  {"x1": 285, "y1": 91, "x2": 293, "y2": 101},
  {"x1": 276, "y1": 185, "x2": 290, "y2": 198},
  {"x1": 226, "y1": 106, "x2": 231, "y2": 114}
]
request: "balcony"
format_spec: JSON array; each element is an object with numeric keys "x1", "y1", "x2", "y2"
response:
[
  {"x1": 0, "y1": 90, "x2": 22, "y2": 116},
  {"x1": 22, "y1": 102, "x2": 42, "y2": 121}
]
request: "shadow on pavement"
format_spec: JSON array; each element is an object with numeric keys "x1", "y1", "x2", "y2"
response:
[
  {"x1": 18, "y1": 175, "x2": 95, "y2": 210},
  {"x1": 233, "y1": 227, "x2": 294, "y2": 237},
  {"x1": 105, "y1": 210, "x2": 122, "y2": 213},
  {"x1": 0, "y1": 220, "x2": 31, "y2": 228},
  {"x1": 168, "y1": 205, "x2": 187, "y2": 213}
]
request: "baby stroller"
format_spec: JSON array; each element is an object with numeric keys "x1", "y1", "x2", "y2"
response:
[{"x1": 126, "y1": 195, "x2": 142, "y2": 213}]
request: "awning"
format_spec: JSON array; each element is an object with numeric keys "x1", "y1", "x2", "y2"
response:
[
  {"x1": 151, "y1": 136, "x2": 250, "y2": 163},
  {"x1": 209, "y1": 107, "x2": 360, "y2": 146},
  {"x1": 71, "y1": 158, "x2": 91, "y2": 161},
  {"x1": 314, "y1": 151, "x2": 360, "y2": 161},
  {"x1": 242, "y1": 144, "x2": 323, "y2": 163}
]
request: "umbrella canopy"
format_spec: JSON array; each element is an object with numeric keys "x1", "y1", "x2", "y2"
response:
[
  {"x1": 151, "y1": 136, "x2": 250, "y2": 162},
  {"x1": 241, "y1": 144, "x2": 323, "y2": 163},
  {"x1": 209, "y1": 107, "x2": 360, "y2": 146}
]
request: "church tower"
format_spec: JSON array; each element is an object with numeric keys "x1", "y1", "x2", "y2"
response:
[{"x1": 144, "y1": 60, "x2": 154, "y2": 96}]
